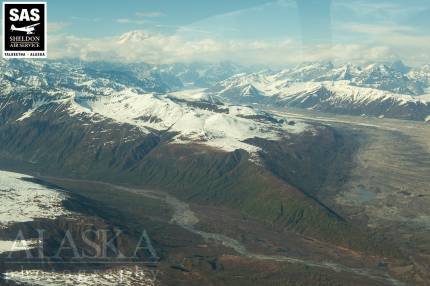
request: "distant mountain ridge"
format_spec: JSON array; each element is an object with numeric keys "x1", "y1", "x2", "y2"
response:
[
  {"x1": 210, "y1": 61, "x2": 430, "y2": 121},
  {"x1": 1, "y1": 59, "x2": 430, "y2": 123}
]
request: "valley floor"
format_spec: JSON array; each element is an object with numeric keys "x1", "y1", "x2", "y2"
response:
[{"x1": 267, "y1": 107, "x2": 430, "y2": 285}]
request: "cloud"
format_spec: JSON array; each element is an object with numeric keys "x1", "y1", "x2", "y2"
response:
[
  {"x1": 339, "y1": 22, "x2": 430, "y2": 51},
  {"x1": 333, "y1": 0, "x2": 428, "y2": 20},
  {"x1": 332, "y1": 21, "x2": 430, "y2": 65},
  {"x1": 48, "y1": 22, "x2": 70, "y2": 32},
  {"x1": 136, "y1": 11, "x2": 164, "y2": 18},
  {"x1": 47, "y1": 29, "x2": 406, "y2": 66},
  {"x1": 116, "y1": 18, "x2": 145, "y2": 25},
  {"x1": 115, "y1": 11, "x2": 164, "y2": 27},
  {"x1": 343, "y1": 23, "x2": 415, "y2": 35}
]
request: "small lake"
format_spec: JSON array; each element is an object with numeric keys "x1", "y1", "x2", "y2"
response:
[{"x1": 341, "y1": 185, "x2": 377, "y2": 205}]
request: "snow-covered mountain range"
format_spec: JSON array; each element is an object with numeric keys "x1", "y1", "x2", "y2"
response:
[
  {"x1": 0, "y1": 59, "x2": 308, "y2": 154},
  {"x1": 1, "y1": 59, "x2": 430, "y2": 140},
  {"x1": 210, "y1": 62, "x2": 430, "y2": 121}
]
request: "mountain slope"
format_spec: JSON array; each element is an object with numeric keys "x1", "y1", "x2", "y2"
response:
[{"x1": 0, "y1": 59, "x2": 389, "y2": 252}]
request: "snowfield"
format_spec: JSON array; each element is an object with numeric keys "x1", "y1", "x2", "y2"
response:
[
  {"x1": 4, "y1": 267, "x2": 157, "y2": 286},
  {"x1": 69, "y1": 88, "x2": 310, "y2": 153},
  {"x1": 0, "y1": 239, "x2": 38, "y2": 254},
  {"x1": 0, "y1": 170, "x2": 71, "y2": 227},
  {"x1": 167, "y1": 88, "x2": 212, "y2": 102}
]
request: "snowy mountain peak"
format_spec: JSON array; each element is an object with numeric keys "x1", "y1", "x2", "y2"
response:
[
  {"x1": 240, "y1": 84, "x2": 262, "y2": 97},
  {"x1": 118, "y1": 30, "x2": 151, "y2": 44}
]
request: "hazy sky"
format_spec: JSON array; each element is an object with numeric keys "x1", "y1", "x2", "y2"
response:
[{"x1": 4, "y1": 0, "x2": 430, "y2": 66}]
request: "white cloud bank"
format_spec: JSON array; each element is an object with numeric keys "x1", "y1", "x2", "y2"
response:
[
  {"x1": 47, "y1": 29, "x2": 410, "y2": 66},
  {"x1": 47, "y1": 22, "x2": 71, "y2": 33}
]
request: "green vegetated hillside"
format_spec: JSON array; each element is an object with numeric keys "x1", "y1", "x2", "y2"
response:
[{"x1": 0, "y1": 101, "x2": 396, "y2": 255}]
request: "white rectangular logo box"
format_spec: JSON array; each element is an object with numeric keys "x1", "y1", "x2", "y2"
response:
[{"x1": 2, "y1": 1, "x2": 47, "y2": 58}]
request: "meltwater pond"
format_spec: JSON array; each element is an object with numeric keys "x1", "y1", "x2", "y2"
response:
[{"x1": 337, "y1": 185, "x2": 377, "y2": 205}]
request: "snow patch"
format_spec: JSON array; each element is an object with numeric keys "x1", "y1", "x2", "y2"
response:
[
  {"x1": 168, "y1": 88, "x2": 210, "y2": 102},
  {"x1": 0, "y1": 170, "x2": 71, "y2": 227},
  {"x1": 4, "y1": 267, "x2": 156, "y2": 286},
  {"x1": 228, "y1": 106, "x2": 258, "y2": 116},
  {"x1": 16, "y1": 99, "x2": 49, "y2": 121},
  {"x1": 0, "y1": 239, "x2": 38, "y2": 254}
]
